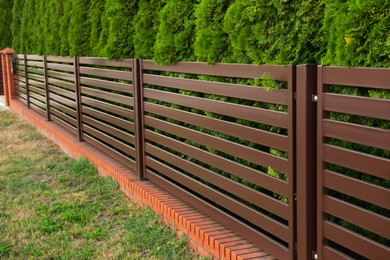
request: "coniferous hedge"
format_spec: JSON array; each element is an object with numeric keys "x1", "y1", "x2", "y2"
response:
[
  {"x1": 2, "y1": 0, "x2": 388, "y2": 67},
  {"x1": 0, "y1": 0, "x2": 13, "y2": 50}
]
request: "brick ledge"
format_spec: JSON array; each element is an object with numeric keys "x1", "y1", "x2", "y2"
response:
[{"x1": 10, "y1": 100, "x2": 275, "y2": 260}]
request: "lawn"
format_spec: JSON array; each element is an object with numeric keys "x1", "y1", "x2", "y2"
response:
[{"x1": 0, "y1": 110, "x2": 204, "y2": 259}]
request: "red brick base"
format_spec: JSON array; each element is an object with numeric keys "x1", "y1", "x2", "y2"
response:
[{"x1": 10, "y1": 100, "x2": 274, "y2": 260}]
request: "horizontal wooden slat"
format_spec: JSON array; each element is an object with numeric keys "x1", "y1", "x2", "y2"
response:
[
  {"x1": 28, "y1": 79, "x2": 45, "y2": 89},
  {"x1": 46, "y1": 56, "x2": 74, "y2": 63},
  {"x1": 26, "y1": 61, "x2": 44, "y2": 68},
  {"x1": 146, "y1": 143, "x2": 288, "y2": 218},
  {"x1": 49, "y1": 85, "x2": 76, "y2": 99},
  {"x1": 50, "y1": 100, "x2": 77, "y2": 118},
  {"x1": 323, "y1": 170, "x2": 390, "y2": 209},
  {"x1": 51, "y1": 108, "x2": 77, "y2": 127},
  {"x1": 79, "y1": 57, "x2": 133, "y2": 68},
  {"x1": 142, "y1": 60, "x2": 292, "y2": 81},
  {"x1": 48, "y1": 77, "x2": 76, "y2": 91},
  {"x1": 145, "y1": 116, "x2": 289, "y2": 174},
  {"x1": 30, "y1": 103, "x2": 46, "y2": 116},
  {"x1": 322, "y1": 66, "x2": 390, "y2": 89},
  {"x1": 82, "y1": 96, "x2": 134, "y2": 119},
  {"x1": 79, "y1": 66, "x2": 133, "y2": 81},
  {"x1": 27, "y1": 67, "x2": 45, "y2": 75},
  {"x1": 29, "y1": 96, "x2": 46, "y2": 109},
  {"x1": 29, "y1": 92, "x2": 46, "y2": 103},
  {"x1": 47, "y1": 70, "x2": 75, "y2": 82},
  {"x1": 47, "y1": 63, "x2": 74, "y2": 72},
  {"x1": 26, "y1": 55, "x2": 43, "y2": 61},
  {"x1": 324, "y1": 119, "x2": 390, "y2": 151},
  {"x1": 82, "y1": 106, "x2": 134, "y2": 131},
  {"x1": 323, "y1": 221, "x2": 389, "y2": 259},
  {"x1": 146, "y1": 157, "x2": 289, "y2": 242},
  {"x1": 83, "y1": 125, "x2": 135, "y2": 157},
  {"x1": 324, "y1": 196, "x2": 389, "y2": 239},
  {"x1": 145, "y1": 130, "x2": 289, "y2": 197},
  {"x1": 144, "y1": 102, "x2": 289, "y2": 152},
  {"x1": 323, "y1": 93, "x2": 390, "y2": 120},
  {"x1": 83, "y1": 134, "x2": 135, "y2": 168},
  {"x1": 80, "y1": 77, "x2": 132, "y2": 94},
  {"x1": 28, "y1": 73, "x2": 45, "y2": 82},
  {"x1": 51, "y1": 114, "x2": 77, "y2": 135},
  {"x1": 29, "y1": 85, "x2": 45, "y2": 96},
  {"x1": 143, "y1": 74, "x2": 289, "y2": 105},
  {"x1": 81, "y1": 86, "x2": 133, "y2": 106},
  {"x1": 323, "y1": 144, "x2": 390, "y2": 180},
  {"x1": 49, "y1": 93, "x2": 76, "y2": 108},
  {"x1": 144, "y1": 88, "x2": 289, "y2": 128},
  {"x1": 82, "y1": 115, "x2": 135, "y2": 145},
  {"x1": 322, "y1": 246, "x2": 350, "y2": 260}
]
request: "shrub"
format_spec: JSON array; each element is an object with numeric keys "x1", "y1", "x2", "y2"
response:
[
  {"x1": 322, "y1": 0, "x2": 390, "y2": 67},
  {"x1": 154, "y1": 0, "x2": 197, "y2": 64},
  {"x1": 133, "y1": 0, "x2": 167, "y2": 59},
  {"x1": 68, "y1": 0, "x2": 91, "y2": 56},
  {"x1": 89, "y1": 0, "x2": 106, "y2": 57},
  {"x1": 0, "y1": 0, "x2": 14, "y2": 50},
  {"x1": 102, "y1": 0, "x2": 139, "y2": 59},
  {"x1": 194, "y1": 0, "x2": 234, "y2": 63}
]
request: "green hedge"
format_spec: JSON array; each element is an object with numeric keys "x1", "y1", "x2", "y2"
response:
[
  {"x1": 0, "y1": 0, "x2": 14, "y2": 50},
  {"x1": 5, "y1": 0, "x2": 388, "y2": 67}
]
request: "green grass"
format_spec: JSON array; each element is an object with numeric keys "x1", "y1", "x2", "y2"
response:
[{"x1": 0, "y1": 111, "x2": 207, "y2": 259}]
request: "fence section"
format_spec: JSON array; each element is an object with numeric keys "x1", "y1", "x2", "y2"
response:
[
  {"x1": 317, "y1": 66, "x2": 390, "y2": 259},
  {"x1": 0, "y1": 59, "x2": 3, "y2": 95},
  {"x1": 142, "y1": 61, "x2": 295, "y2": 259},
  {"x1": 14, "y1": 55, "x2": 26, "y2": 102},
  {"x1": 10, "y1": 55, "x2": 390, "y2": 260},
  {"x1": 79, "y1": 58, "x2": 137, "y2": 170}
]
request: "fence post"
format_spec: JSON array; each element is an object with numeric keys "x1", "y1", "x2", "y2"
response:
[
  {"x1": 132, "y1": 59, "x2": 145, "y2": 180},
  {"x1": 74, "y1": 56, "x2": 83, "y2": 141},
  {"x1": 1, "y1": 48, "x2": 15, "y2": 106},
  {"x1": 43, "y1": 55, "x2": 51, "y2": 121},
  {"x1": 24, "y1": 54, "x2": 30, "y2": 108},
  {"x1": 296, "y1": 64, "x2": 318, "y2": 260}
]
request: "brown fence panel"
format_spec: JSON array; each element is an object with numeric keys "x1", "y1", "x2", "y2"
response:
[
  {"x1": 141, "y1": 60, "x2": 296, "y2": 259},
  {"x1": 45, "y1": 56, "x2": 77, "y2": 135},
  {"x1": 13, "y1": 55, "x2": 27, "y2": 105},
  {"x1": 317, "y1": 66, "x2": 390, "y2": 259},
  {"x1": 24, "y1": 55, "x2": 46, "y2": 116},
  {"x1": 0, "y1": 57, "x2": 3, "y2": 95},
  {"x1": 79, "y1": 57, "x2": 136, "y2": 169}
]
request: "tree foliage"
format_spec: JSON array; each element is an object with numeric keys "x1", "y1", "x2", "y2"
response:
[
  {"x1": 0, "y1": 0, "x2": 14, "y2": 50},
  {"x1": 154, "y1": 0, "x2": 197, "y2": 64}
]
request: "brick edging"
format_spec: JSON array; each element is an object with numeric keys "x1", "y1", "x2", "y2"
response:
[{"x1": 9, "y1": 100, "x2": 274, "y2": 260}]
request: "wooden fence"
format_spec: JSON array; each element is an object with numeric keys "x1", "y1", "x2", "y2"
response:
[{"x1": 7, "y1": 54, "x2": 390, "y2": 260}]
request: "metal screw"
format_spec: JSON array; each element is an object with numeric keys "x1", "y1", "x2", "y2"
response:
[
  {"x1": 312, "y1": 95, "x2": 318, "y2": 102},
  {"x1": 313, "y1": 253, "x2": 318, "y2": 260}
]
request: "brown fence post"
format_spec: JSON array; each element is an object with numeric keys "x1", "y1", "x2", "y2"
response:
[
  {"x1": 132, "y1": 59, "x2": 145, "y2": 180},
  {"x1": 74, "y1": 56, "x2": 83, "y2": 141},
  {"x1": 43, "y1": 55, "x2": 51, "y2": 121},
  {"x1": 24, "y1": 54, "x2": 30, "y2": 108},
  {"x1": 296, "y1": 64, "x2": 318, "y2": 260},
  {"x1": 0, "y1": 52, "x2": 8, "y2": 104},
  {"x1": 1, "y1": 48, "x2": 15, "y2": 106}
]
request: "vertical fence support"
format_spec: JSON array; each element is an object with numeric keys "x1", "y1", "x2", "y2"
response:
[
  {"x1": 1, "y1": 48, "x2": 15, "y2": 106},
  {"x1": 133, "y1": 59, "x2": 145, "y2": 180},
  {"x1": 74, "y1": 56, "x2": 83, "y2": 141},
  {"x1": 0, "y1": 52, "x2": 9, "y2": 105},
  {"x1": 43, "y1": 55, "x2": 51, "y2": 121},
  {"x1": 296, "y1": 65, "x2": 318, "y2": 260},
  {"x1": 24, "y1": 54, "x2": 30, "y2": 108}
]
